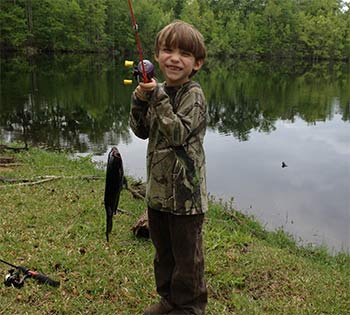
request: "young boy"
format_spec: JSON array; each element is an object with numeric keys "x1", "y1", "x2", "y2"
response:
[{"x1": 129, "y1": 20, "x2": 208, "y2": 315}]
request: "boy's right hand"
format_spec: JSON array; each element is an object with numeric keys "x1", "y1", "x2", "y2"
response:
[{"x1": 135, "y1": 78, "x2": 157, "y2": 101}]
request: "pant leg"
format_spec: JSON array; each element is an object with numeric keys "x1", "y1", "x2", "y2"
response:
[
  {"x1": 169, "y1": 214, "x2": 207, "y2": 315},
  {"x1": 147, "y1": 207, "x2": 175, "y2": 303}
]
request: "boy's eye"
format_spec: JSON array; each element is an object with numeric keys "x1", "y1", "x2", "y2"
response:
[
  {"x1": 181, "y1": 51, "x2": 192, "y2": 57},
  {"x1": 162, "y1": 47, "x2": 172, "y2": 53}
]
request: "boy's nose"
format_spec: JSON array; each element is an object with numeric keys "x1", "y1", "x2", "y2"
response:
[{"x1": 170, "y1": 52, "x2": 181, "y2": 62}]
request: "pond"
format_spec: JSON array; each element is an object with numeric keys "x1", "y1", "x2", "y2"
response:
[{"x1": 1, "y1": 54, "x2": 349, "y2": 253}]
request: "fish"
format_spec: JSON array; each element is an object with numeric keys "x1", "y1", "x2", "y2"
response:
[{"x1": 104, "y1": 147, "x2": 125, "y2": 242}]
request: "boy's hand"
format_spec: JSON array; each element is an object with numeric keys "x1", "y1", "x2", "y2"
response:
[{"x1": 135, "y1": 78, "x2": 157, "y2": 101}]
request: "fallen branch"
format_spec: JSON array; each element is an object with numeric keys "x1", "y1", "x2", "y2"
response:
[
  {"x1": 126, "y1": 186, "x2": 145, "y2": 200},
  {"x1": 0, "y1": 176, "x2": 62, "y2": 187},
  {"x1": 117, "y1": 208, "x2": 136, "y2": 217},
  {"x1": 0, "y1": 177, "x2": 31, "y2": 183},
  {"x1": 0, "y1": 175, "x2": 103, "y2": 188},
  {"x1": 20, "y1": 176, "x2": 60, "y2": 186}
]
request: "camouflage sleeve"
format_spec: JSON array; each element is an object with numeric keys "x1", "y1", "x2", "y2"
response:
[
  {"x1": 129, "y1": 92, "x2": 150, "y2": 139},
  {"x1": 150, "y1": 85, "x2": 206, "y2": 146}
]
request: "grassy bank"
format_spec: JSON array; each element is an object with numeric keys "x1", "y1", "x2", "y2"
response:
[{"x1": 0, "y1": 146, "x2": 349, "y2": 315}]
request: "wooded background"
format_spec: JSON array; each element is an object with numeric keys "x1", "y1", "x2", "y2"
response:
[{"x1": 1, "y1": 0, "x2": 349, "y2": 60}]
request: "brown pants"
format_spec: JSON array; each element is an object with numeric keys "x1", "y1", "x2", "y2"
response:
[{"x1": 148, "y1": 207, "x2": 207, "y2": 315}]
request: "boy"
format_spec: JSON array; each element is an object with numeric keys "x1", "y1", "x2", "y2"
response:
[{"x1": 129, "y1": 20, "x2": 208, "y2": 315}]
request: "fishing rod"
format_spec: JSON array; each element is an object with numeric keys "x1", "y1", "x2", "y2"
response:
[
  {"x1": 1, "y1": 258, "x2": 60, "y2": 289},
  {"x1": 124, "y1": 0, "x2": 154, "y2": 85}
]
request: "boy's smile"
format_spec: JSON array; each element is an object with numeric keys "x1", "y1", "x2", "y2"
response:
[{"x1": 155, "y1": 46, "x2": 203, "y2": 86}]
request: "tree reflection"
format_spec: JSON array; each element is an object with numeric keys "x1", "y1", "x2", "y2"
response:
[
  {"x1": 0, "y1": 55, "x2": 349, "y2": 150},
  {"x1": 198, "y1": 59, "x2": 349, "y2": 140},
  {"x1": 0, "y1": 54, "x2": 132, "y2": 152}
]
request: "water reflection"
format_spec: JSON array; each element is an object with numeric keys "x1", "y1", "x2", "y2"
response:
[
  {"x1": 1, "y1": 54, "x2": 133, "y2": 151},
  {"x1": 205, "y1": 117, "x2": 350, "y2": 252},
  {"x1": 1, "y1": 54, "x2": 349, "y2": 252}
]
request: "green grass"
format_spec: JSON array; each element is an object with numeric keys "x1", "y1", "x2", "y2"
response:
[{"x1": 0, "y1": 146, "x2": 349, "y2": 315}]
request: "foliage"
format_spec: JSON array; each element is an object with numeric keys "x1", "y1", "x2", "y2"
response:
[
  {"x1": 0, "y1": 147, "x2": 349, "y2": 314},
  {"x1": 0, "y1": 0, "x2": 349, "y2": 60}
]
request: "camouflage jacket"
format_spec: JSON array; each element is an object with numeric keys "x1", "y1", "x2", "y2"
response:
[{"x1": 129, "y1": 81, "x2": 208, "y2": 215}]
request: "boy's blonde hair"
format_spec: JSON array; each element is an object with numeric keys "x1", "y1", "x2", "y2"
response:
[{"x1": 154, "y1": 20, "x2": 206, "y2": 62}]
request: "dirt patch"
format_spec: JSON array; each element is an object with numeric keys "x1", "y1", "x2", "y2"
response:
[
  {"x1": 0, "y1": 157, "x2": 16, "y2": 172},
  {"x1": 0, "y1": 157, "x2": 15, "y2": 164}
]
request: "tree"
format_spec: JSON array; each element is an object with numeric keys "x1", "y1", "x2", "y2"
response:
[
  {"x1": 77, "y1": 0, "x2": 107, "y2": 51},
  {"x1": 262, "y1": 0, "x2": 298, "y2": 58},
  {"x1": 105, "y1": 0, "x2": 131, "y2": 53},
  {"x1": 132, "y1": 0, "x2": 172, "y2": 56},
  {"x1": 0, "y1": 0, "x2": 349, "y2": 60},
  {"x1": 0, "y1": 1, "x2": 27, "y2": 49}
]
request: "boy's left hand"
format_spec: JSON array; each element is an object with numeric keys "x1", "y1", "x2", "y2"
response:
[{"x1": 135, "y1": 78, "x2": 157, "y2": 101}]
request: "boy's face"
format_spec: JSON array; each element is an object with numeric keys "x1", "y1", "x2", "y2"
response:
[{"x1": 155, "y1": 45, "x2": 203, "y2": 86}]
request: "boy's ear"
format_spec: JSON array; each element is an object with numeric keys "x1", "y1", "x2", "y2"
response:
[{"x1": 193, "y1": 59, "x2": 204, "y2": 71}]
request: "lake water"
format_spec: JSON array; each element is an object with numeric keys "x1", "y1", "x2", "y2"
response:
[{"x1": 1, "y1": 54, "x2": 349, "y2": 253}]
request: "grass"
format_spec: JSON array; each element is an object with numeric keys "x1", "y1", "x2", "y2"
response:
[{"x1": 0, "y1": 146, "x2": 349, "y2": 315}]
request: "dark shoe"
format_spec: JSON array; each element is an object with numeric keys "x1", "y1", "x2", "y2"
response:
[
  {"x1": 168, "y1": 308, "x2": 204, "y2": 315},
  {"x1": 144, "y1": 300, "x2": 174, "y2": 315}
]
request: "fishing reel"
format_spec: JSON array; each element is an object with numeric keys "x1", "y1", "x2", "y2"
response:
[
  {"x1": 123, "y1": 59, "x2": 155, "y2": 85},
  {"x1": 4, "y1": 269, "x2": 26, "y2": 289}
]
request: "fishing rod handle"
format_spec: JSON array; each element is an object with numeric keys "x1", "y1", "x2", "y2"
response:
[
  {"x1": 18, "y1": 266, "x2": 60, "y2": 287},
  {"x1": 29, "y1": 271, "x2": 60, "y2": 287}
]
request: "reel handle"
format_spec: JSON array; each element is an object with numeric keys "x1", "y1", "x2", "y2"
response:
[{"x1": 123, "y1": 59, "x2": 155, "y2": 85}]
